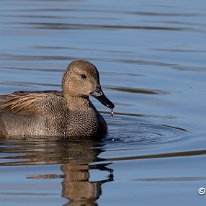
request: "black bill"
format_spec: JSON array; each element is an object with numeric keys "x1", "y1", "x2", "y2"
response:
[{"x1": 91, "y1": 86, "x2": 115, "y2": 109}]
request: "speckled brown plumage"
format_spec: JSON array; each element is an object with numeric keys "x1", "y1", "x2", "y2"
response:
[{"x1": 0, "y1": 60, "x2": 114, "y2": 139}]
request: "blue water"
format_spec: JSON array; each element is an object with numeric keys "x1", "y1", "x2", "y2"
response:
[{"x1": 0, "y1": 0, "x2": 206, "y2": 205}]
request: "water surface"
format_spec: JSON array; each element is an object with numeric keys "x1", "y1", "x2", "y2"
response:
[{"x1": 0, "y1": 0, "x2": 206, "y2": 205}]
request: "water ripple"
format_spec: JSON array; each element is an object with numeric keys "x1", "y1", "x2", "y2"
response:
[
  {"x1": 14, "y1": 22, "x2": 195, "y2": 31},
  {"x1": 107, "y1": 86, "x2": 168, "y2": 95}
]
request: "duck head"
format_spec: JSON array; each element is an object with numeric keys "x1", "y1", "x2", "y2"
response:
[{"x1": 62, "y1": 60, "x2": 114, "y2": 109}]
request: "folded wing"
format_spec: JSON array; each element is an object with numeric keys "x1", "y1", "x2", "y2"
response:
[{"x1": 0, "y1": 92, "x2": 48, "y2": 116}]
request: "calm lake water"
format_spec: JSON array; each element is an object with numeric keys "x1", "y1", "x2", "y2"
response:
[{"x1": 1, "y1": 0, "x2": 206, "y2": 205}]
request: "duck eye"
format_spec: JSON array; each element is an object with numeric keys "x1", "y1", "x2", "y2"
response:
[{"x1": 81, "y1": 74, "x2": 87, "y2": 79}]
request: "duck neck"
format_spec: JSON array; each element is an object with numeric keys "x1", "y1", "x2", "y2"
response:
[{"x1": 64, "y1": 95, "x2": 91, "y2": 111}]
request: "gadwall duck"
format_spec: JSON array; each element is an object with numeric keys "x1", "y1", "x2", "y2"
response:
[{"x1": 0, "y1": 60, "x2": 114, "y2": 138}]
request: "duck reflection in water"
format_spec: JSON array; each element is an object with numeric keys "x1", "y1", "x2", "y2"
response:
[
  {"x1": 60, "y1": 138, "x2": 113, "y2": 206},
  {"x1": 0, "y1": 137, "x2": 113, "y2": 206}
]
